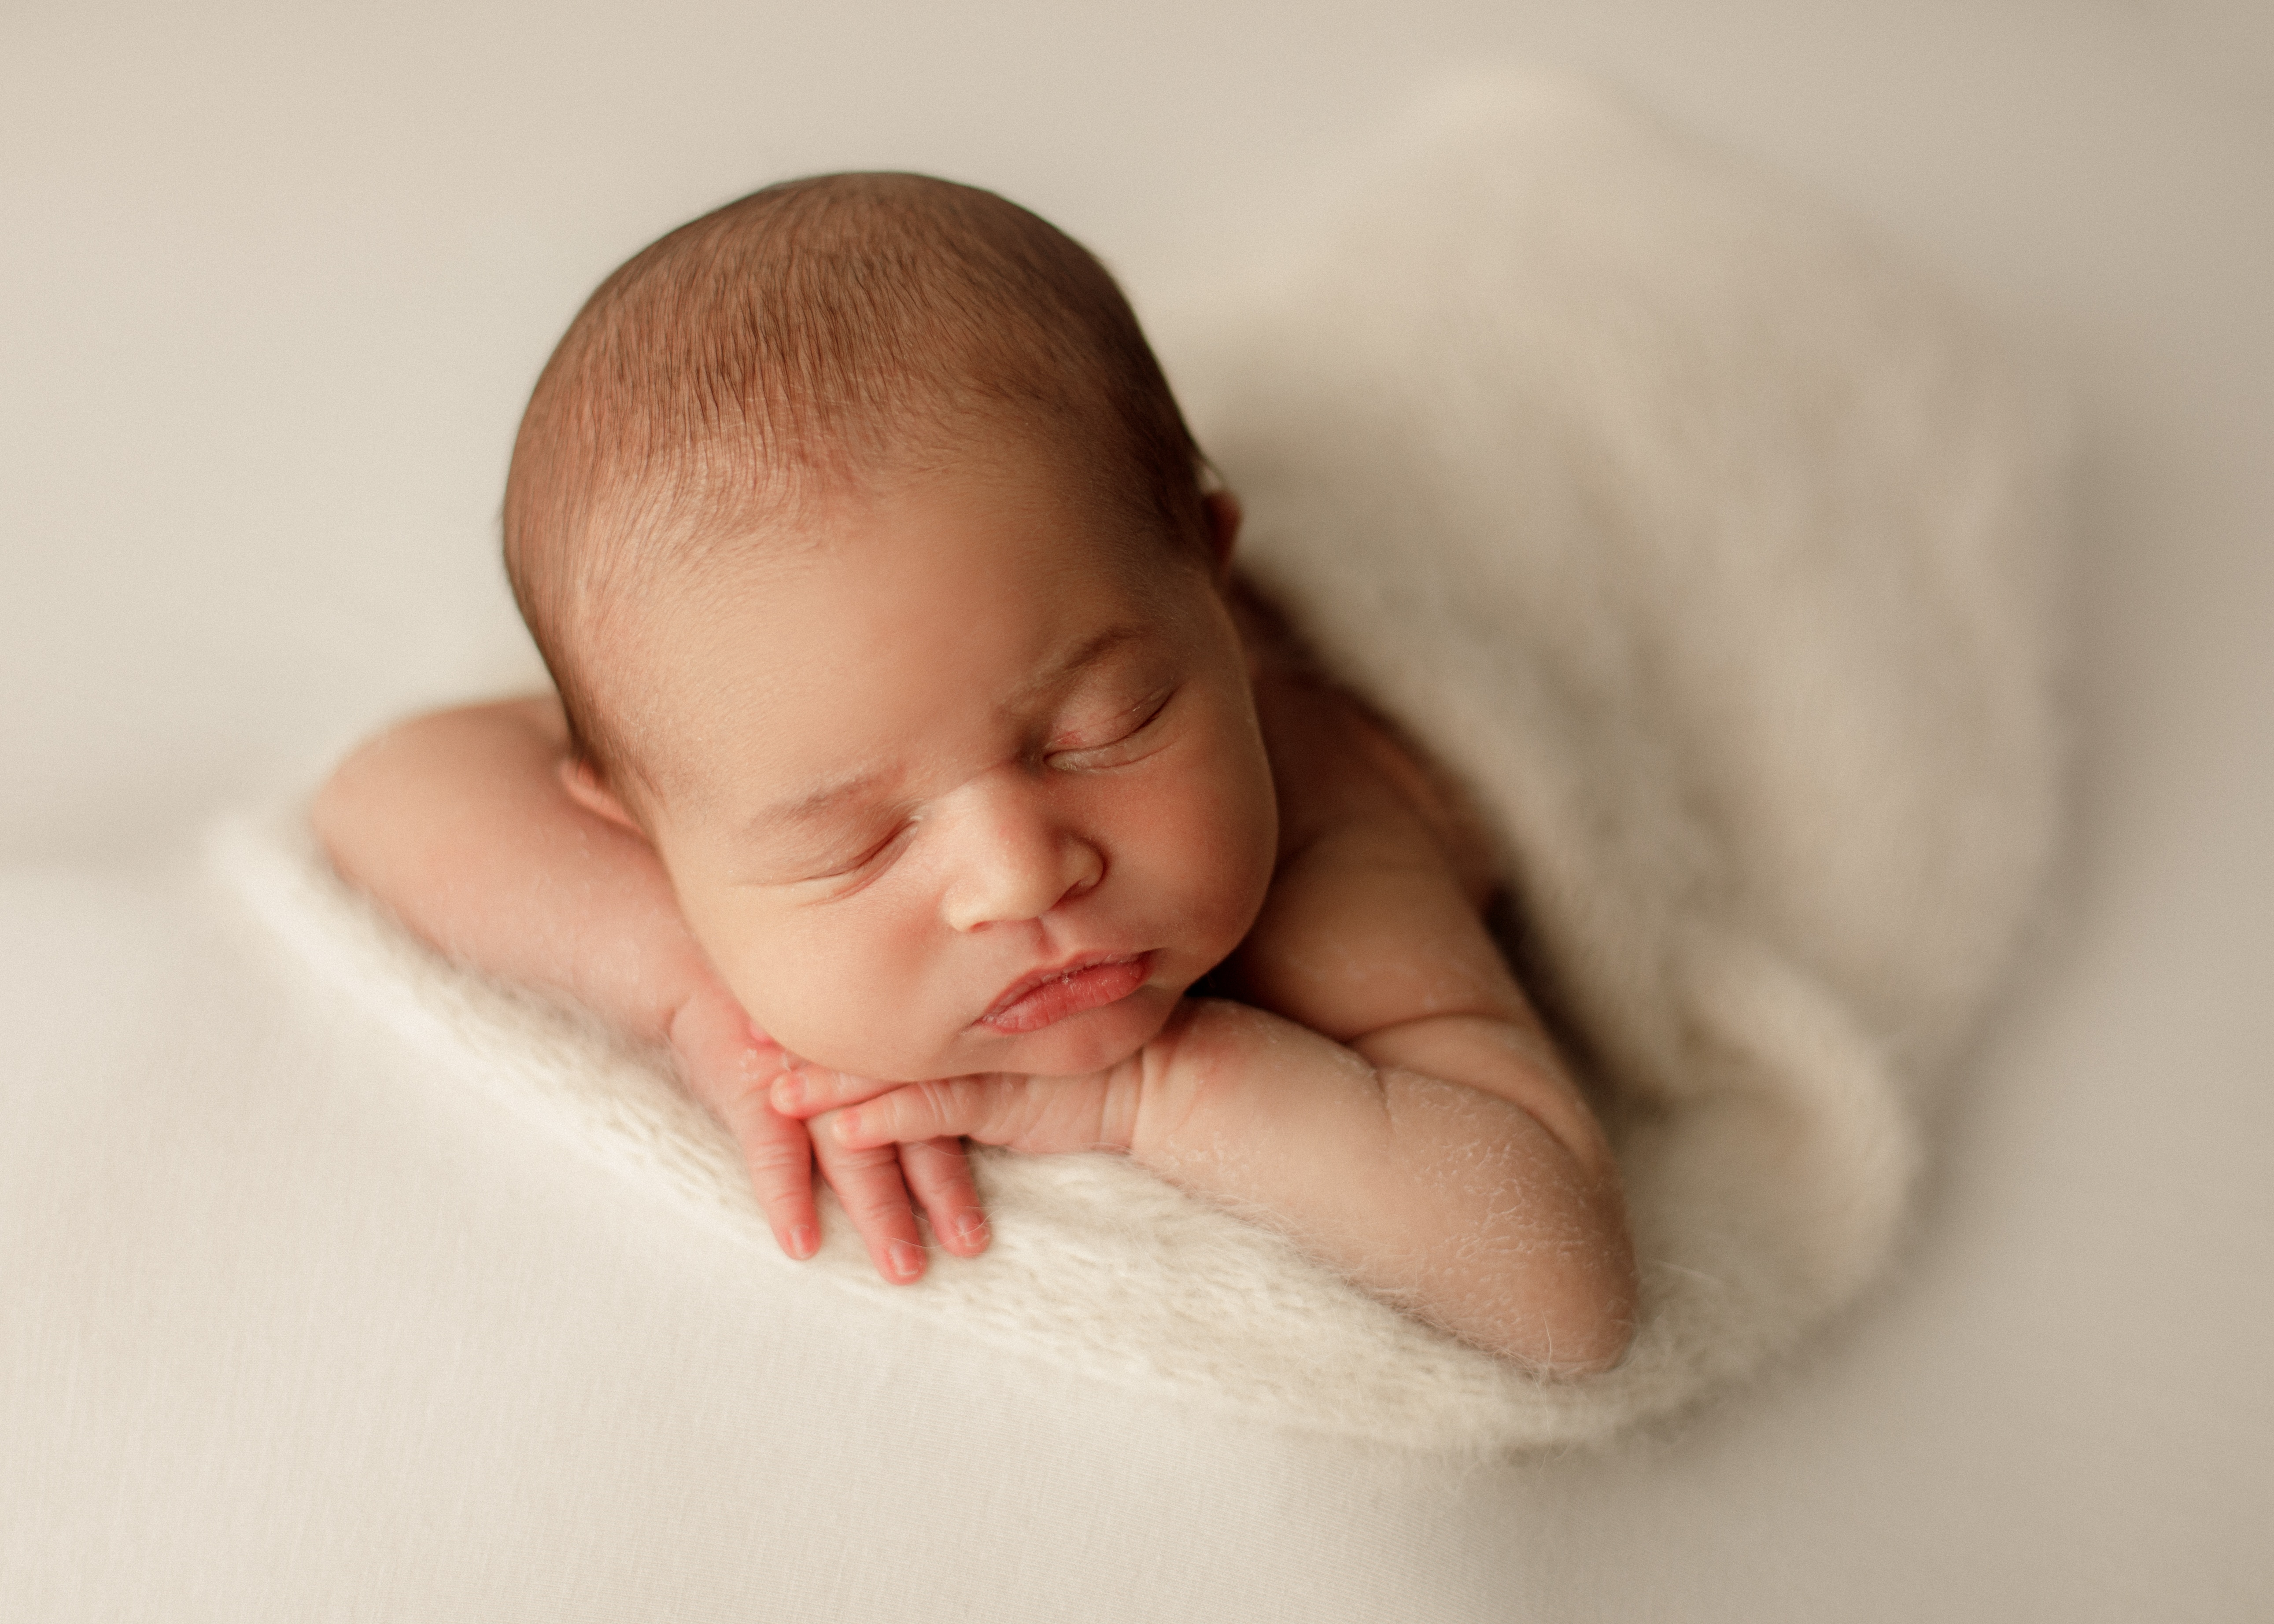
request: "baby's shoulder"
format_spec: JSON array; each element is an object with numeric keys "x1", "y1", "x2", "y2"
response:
[{"x1": 1227, "y1": 573, "x2": 1500, "y2": 908}]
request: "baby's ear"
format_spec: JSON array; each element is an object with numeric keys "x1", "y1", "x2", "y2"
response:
[
  {"x1": 1203, "y1": 490, "x2": 1242, "y2": 575},
  {"x1": 559, "y1": 753, "x2": 646, "y2": 837}
]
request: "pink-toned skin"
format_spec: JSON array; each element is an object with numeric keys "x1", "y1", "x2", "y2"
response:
[
  {"x1": 317, "y1": 440, "x2": 1637, "y2": 1370},
  {"x1": 587, "y1": 451, "x2": 1280, "y2": 1090}
]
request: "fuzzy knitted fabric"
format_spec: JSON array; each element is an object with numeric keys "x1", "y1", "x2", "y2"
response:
[{"x1": 215, "y1": 71, "x2": 2063, "y2": 1453}]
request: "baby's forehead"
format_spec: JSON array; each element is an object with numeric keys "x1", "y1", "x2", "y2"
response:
[
  {"x1": 597, "y1": 459, "x2": 1181, "y2": 648},
  {"x1": 640, "y1": 422, "x2": 1185, "y2": 586}
]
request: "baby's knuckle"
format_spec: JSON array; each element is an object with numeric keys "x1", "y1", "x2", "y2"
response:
[
  {"x1": 742, "y1": 1137, "x2": 812, "y2": 1176},
  {"x1": 823, "y1": 1140, "x2": 899, "y2": 1177},
  {"x1": 912, "y1": 1079, "x2": 961, "y2": 1116},
  {"x1": 851, "y1": 1193, "x2": 912, "y2": 1228},
  {"x1": 908, "y1": 1150, "x2": 972, "y2": 1193}
]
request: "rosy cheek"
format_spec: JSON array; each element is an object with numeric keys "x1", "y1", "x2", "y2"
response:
[
  {"x1": 1107, "y1": 740, "x2": 1272, "y2": 943},
  {"x1": 734, "y1": 892, "x2": 931, "y2": 1020}
]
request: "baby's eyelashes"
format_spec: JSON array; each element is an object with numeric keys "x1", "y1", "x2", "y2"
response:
[
  {"x1": 730, "y1": 814, "x2": 920, "y2": 894},
  {"x1": 742, "y1": 823, "x2": 914, "y2": 896},
  {"x1": 1043, "y1": 684, "x2": 1179, "y2": 770},
  {"x1": 806, "y1": 821, "x2": 914, "y2": 882}
]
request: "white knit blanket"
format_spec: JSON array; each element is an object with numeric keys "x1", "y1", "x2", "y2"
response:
[{"x1": 214, "y1": 72, "x2": 2063, "y2": 1453}]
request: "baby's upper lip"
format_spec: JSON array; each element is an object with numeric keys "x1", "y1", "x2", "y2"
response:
[{"x1": 978, "y1": 951, "x2": 1146, "y2": 1024}]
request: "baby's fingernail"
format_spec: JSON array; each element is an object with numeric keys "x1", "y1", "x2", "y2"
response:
[
  {"x1": 887, "y1": 1240, "x2": 925, "y2": 1281},
  {"x1": 786, "y1": 1224, "x2": 817, "y2": 1260},
  {"x1": 772, "y1": 1074, "x2": 804, "y2": 1111},
  {"x1": 956, "y1": 1211, "x2": 989, "y2": 1248},
  {"x1": 832, "y1": 1111, "x2": 862, "y2": 1145}
]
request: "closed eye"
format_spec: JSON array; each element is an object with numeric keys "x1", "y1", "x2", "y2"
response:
[
  {"x1": 1046, "y1": 685, "x2": 1179, "y2": 771},
  {"x1": 796, "y1": 820, "x2": 915, "y2": 889}
]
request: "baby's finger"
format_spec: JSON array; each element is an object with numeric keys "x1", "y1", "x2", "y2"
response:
[
  {"x1": 812, "y1": 1131, "x2": 930, "y2": 1285},
  {"x1": 714, "y1": 1088, "x2": 822, "y2": 1261},
  {"x1": 770, "y1": 1063, "x2": 901, "y2": 1119},
  {"x1": 668, "y1": 996, "x2": 817, "y2": 1260},
  {"x1": 828, "y1": 1076, "x2": 1037, "y2": 1153},
  {"x1": 900, "y1": 1136, "x2": 989, "y2": 1257}
]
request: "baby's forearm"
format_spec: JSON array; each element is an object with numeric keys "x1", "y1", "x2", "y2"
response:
[
  {"x1": 311, "y1": 699, "x2": 716, "y2": 1043},
  {"x1": 317, "y1": 702, "x2": 994, "y2": 1282},
  {"x1": 1130, "y1": 1000, "x2": 1636, "y2": 1373}
]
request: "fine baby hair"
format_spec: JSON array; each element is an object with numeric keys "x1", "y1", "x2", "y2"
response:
[{"x1": 502, "y1": 173, "x2": 1215, "y2": 789}]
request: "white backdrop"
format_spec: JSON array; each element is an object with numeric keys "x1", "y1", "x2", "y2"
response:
[{"x1": 5, "y1": 3, "x2": 2270, "y2": 1619}]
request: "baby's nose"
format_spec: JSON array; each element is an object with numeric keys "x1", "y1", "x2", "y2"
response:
[{"x1": 938, "y1": 782, "x2": 1103, "y2": 932}]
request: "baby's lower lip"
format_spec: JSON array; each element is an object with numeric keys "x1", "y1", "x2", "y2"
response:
[{"x1": 977, "y1": 954, "x2": 1152, "y2": 1034}]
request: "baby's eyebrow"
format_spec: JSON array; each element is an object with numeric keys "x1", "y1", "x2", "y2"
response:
[{"x1": 1005, "y1": 623, "x2": 1146, "y2": 707}]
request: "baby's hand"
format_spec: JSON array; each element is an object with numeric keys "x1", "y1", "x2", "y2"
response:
[
  {"x1": 669, "y1": 992, "x2": 989, "y2": 1283},
  {"x1": 775, "y1": 1058, "x2": 1147, "y2": 1162}
]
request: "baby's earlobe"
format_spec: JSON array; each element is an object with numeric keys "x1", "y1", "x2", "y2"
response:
[{"x1": 1203, "y1": 490, "x2": 1244, "y2": 571}]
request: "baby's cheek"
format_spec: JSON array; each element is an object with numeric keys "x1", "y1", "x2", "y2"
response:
[
  {"x1": 673, "y1": 896, "x2": 805, "y2": 1035},
  {"x1": 1144, "y1": 743, "x2": 1275, "y2": 951},
  {"x1": 703, "y1": 907, "x2": 942, "y2": 1079},
  {"x1": 715, "y1": 961, "x2": 855, "y2": 1073}
]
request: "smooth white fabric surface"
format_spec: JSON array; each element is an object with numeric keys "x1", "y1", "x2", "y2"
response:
[{"x1": 5, "y1": 4, "x2": 2269, "y2": 1620}]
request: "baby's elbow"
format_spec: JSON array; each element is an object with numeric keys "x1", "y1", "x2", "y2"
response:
[
  {"x1": 309, "y1": 747, "x2": 380, "y2": 881},
  {"x1": 310, "y1": 724, "x2": 423, "y2": 887}
]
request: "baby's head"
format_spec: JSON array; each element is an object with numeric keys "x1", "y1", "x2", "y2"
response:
[{"x1": 504, "y1": 174, "x2": 1278, "y2": 1082}]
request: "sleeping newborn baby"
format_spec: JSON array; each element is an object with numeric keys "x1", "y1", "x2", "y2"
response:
[{"x1": 315, "y1": 173, "x2": 1637, "y2": 1372}]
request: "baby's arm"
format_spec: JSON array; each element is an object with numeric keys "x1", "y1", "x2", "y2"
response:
[
  {"x1": 311, "y1": 698, "x2": 986, "y2": 1281},
  {"x1": 789, "y1": 680, "x2": 1637, "y2": 1371}
]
